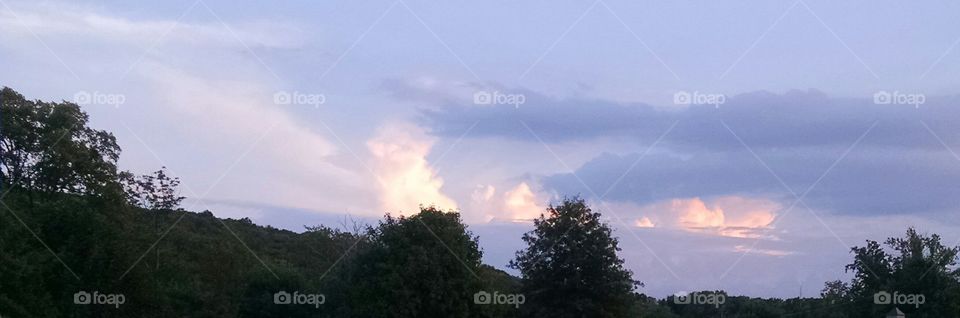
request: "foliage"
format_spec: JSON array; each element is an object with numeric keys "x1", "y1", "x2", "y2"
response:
[
  {"x1": 120, "y1": 167, "x2": 185, "y2": 210},
  {"x1": 510, "y1": 196, "x2": 639, "y2": 318},
  {"x1": 344, "y1": 207, "x2": 487, "y2": 317},
  {"x1": 1, "y1": 87, "x2": 121, "y2": 196},
  {"x1": 834, "y1": 227, "x2": 960, "y2": 317}
]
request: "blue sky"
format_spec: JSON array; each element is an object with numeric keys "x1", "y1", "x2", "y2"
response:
[{"x1": 3, "y1": 0, "x2": 960, "y2": 298}]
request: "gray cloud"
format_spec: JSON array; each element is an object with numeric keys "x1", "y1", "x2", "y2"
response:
[
  {"x1": 542, "y1": 148, "x2": 960, "y2": 216},
  {"x1": 416, "y1": 88, "x2": 960, "y2": 216},
  {"x1": 419, "y1": 89, "x2": 960, "y2": 151}
]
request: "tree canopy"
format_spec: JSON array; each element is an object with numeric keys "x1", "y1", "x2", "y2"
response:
[
  {"x1": 827, "y1": 228, "x2": 960, "y2": 317},
  {"x1": 1, "y1": 87, "x2": 121, "y2": 196},
  {"x1": 510, "y1": 196, "x2": 639, "y2": 318}
]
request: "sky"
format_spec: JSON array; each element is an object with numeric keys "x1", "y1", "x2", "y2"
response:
[{"x1": 2, "y1": 0, "x2": 960, "y2": 298}]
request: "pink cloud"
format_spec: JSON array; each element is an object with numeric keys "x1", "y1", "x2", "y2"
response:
[{"x1": 638, "y1": 196, "x2": 780, "y2": 239}]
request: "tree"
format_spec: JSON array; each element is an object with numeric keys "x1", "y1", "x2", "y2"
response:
[
  {"x1": 0, "y1": 87, "x2": 138, "y2": 317},
  {"x1": 0, "y1": 87, "x2": 121, "y2": 196},
  {"x1": 346, "y1": 206, "x2": 486, "y2": 317},
  {"x1": 510, "y1": 197, "x2": 639, "y2": 318},
  {"x1": 120, "y1": 166, "x2": 185, "y2": 210},
  {"x1": 820, "y1": 280, "x2": 850, "y2": 304},
  {"x1": 837, "y1": 228, "x2": 960, "y2": 317}
]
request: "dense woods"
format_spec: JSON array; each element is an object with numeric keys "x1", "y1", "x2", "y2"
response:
[{"x1": 2, "y1": 87, "x2": 959, "y2": 317}]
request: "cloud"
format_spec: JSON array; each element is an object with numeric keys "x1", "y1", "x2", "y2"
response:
[
  {"x1": 396, "y1": 83, "x2": 960, "y2": 217},
  {"x1": 634, "y1": 216, "x2": 655, "y2": 228},
  {"x1": 543, "y1": 146, "x2": 960, "y2": 217},
  {"x1": 636, "y1": 196, "x2": 780, "y2": 239},
  {"x1": 0, "y1": 2, "x2": 380, "y2": 216},
  {"x1": 367, "y1": 123, "x2": 458, "y2": 216},
  {"x1": 503, "y1": 182, "x2": 547, "y2": 221},
  {"x1": 733, "y1": 245, "x2": 795, "y2": 257},
  {"x1": 0, "y1": 2, "x2": 303, "y2": 49},
  {"x1": 468, "y1": 182, "x2": 550, "y2": 223},
  {"x1": 380, "y1": 77, "x2": 478, "y2": 105},
  {"x1": 418, "y1": 86, "x2": 960, "y2": 151},
  {"x1": 675, "y1": 197, "x2": 726, "y2": 229},
  {"x1": 136, "y1": 61, "x2": 373, "y2": 213}
]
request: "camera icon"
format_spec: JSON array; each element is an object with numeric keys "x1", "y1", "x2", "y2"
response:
[
  {"x1": 874, "y1": 291, "x2": 891, "y2": 304},
  {"x1": 274, "y1": 291, "x2": 291, "y2": 304},
  {"x1": 873, "y1": 91, "x2": 891, "y2": 105},
  {"x1": 273, "y1": 91, "x2": 292, "y2": 105},
  {"x1": 674, "y1": 292, "x2": 691, "y2": 304},
  {"x1": 673, "y1": 91, "x2": 691, "y2": 105},
  {"x1": 74, "y1": 291, "x2": 91, "y2": 305},
  {"x1": 73, "y1": 91, "x2": 92, "y2": 105},
  {"x1": 473, "y1": 91, "x2": 492, "y2": 105},
  {"x1": 473, "y1": 291, "x2": 492, "y2": 304}
]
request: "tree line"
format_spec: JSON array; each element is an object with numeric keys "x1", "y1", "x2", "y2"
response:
[{"x1": 1, "y1": 87, "x2": 959, "y2": 317}]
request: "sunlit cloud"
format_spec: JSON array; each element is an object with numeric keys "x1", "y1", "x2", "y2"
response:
[
  {"x1": 503, "y1": 182, "x2": 545, "y2": 221},
  {"x1": 634, "y1": 216, "x2": 655, "y2": 228},
  {"x1": 367, "y1": 123, "x2": 458, "y2": 216},
  {"x1": 468, "y1": 181, "x2": 549, "y2": 223},
  {"x1": 676, "y1": 197, "x2": 726, "y2": 229},
  {"x1": 642, "y1": 196, "x2": 780, "y2": 239}
]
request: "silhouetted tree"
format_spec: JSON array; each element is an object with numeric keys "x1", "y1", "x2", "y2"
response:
[
  {"x1": 120, "y1": 167, "x2": 185, "y2": 210},
  {"x1": 510, "y1": 197, "x2": 639, "y2": 318},
  {"x1": 0, "y1": 87, "x2": 121, "y2": 196},
  {"x1": 838, "y1": 227, "x2": 960, "y2": 317},
  {"x1": 346, "y1": 206, "x2": 485, "y2": 317},
  {"x1": 1, "y1": 87, "x2": 138, "y2": 317}
]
